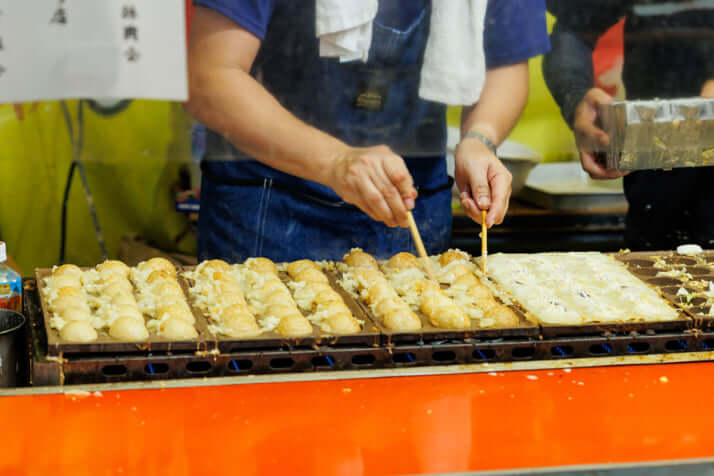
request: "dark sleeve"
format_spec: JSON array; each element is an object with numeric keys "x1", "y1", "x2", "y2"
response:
[
  {"x1": 193, "y1": 0, "x2": 275, "y2": 40},
  {"x1": 542, "y1": 0, "x2": 627, "y2": 127},
  {"x1": 483, "y1": 0, "x2": 551, "y2": 69}
]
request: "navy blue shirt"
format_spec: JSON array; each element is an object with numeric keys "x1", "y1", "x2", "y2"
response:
[{"x1": 195, "y1": 0, "x2": 550, "y2": 69}]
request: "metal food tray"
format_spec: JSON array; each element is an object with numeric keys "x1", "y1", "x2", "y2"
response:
[
  {"x1": 23, "y1": 277, "x2": 714, "y2": 386},
  {"x1": 35, "y1": 269, "x2": 211, "y2": 356},
  {"x1": 327, "y1": 270, "x2": 540, "y2": 345},
  {"x1": 598, "y1": 98, "x2": 714, "y2": 171},
  {"x1": 616, "y1": 251, "x2": 714, "y2": 328},
  {"x1": 180, "y1": 268, "x2": 382, "y2": 353},
  {"x1": 519, "y1": 162, "x2": 627, "y2": 211}
]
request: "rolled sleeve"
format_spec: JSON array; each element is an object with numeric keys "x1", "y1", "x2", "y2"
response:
[
  {"x1": 193, "y1": 0, "x2": 275, "y2": 40},
  {"x1": 484, "y1": 0, "x2": 551, "y2": 68}
]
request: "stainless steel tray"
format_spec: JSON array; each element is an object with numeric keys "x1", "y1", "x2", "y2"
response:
[
  {"x1": 518, "y1": 162, "x2": 627, "y2": 211},
  {"x1": 598, "y1": 98, "x2": 714, "y2": 171}
]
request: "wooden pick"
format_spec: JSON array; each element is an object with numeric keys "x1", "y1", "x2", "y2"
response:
[
  {"x1": 406, "y1": 211, "x2": 437, "y2": 282},
  {"x1": 481, "y1": 210, "x2": 488, "y2": 274}
]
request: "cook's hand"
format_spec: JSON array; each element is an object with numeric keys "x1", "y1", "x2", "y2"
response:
[
  {"x1": 454, "y1": 137, "x2": 511, "y2": 228},
  {"x1": 701, "y1": 79, "x2": 714, "y2": 98},
  {"x1": 328, "y1": 145, "x2": 417, "y2": 228},
  {"x1": 574, "y1": 88, "x2": 628, "y2": 180}
]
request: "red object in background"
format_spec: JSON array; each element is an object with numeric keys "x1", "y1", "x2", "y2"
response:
[
  {"x1": 185, "y1": 0, "x2": 194, "y2": 40},
  {"x1": 592, "y1": 19, "x2": 625, "y2": 97}
]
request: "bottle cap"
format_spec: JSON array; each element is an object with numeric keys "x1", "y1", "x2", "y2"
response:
[{"x1": 0, "y1": 242, "x2": 5, "y2": 263}]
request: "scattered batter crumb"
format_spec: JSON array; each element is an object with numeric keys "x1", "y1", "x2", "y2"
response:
[
  {"x1": 342, "y1": 387, "x2": 352, "y2": 393},
  {"x1": 64, "y1": 389, "x2": 90, "y2": 397},
  {"x1": 526, "y1": 375, "x2": 538, "y2": 380},
  {"x1": 659, "y1": 376, "x2": 669, "y2": 383},
  {"x1": 426, "y1": 409, "x2": 433, "y2": 415}
]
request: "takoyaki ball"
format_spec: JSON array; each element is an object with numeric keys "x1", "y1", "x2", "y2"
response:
[
  {"x1": 382, "y1": 306, "x2": 422, "y2": 331},
  {"x1": 60, "y1": 321, "x2": 98, "y2": 342},
  {"x1": 430, "y1": 304, "x2": 470, "y2": 329},
  {"x1": 102, "y1": 278, "x2": 134, "y2": 296},
  {"x1": 60, "y1": 306, "x2": 93, "y2": 323},
  {"x1": 154, "y1": 280, "x2": 184, "y2": 298},
  {"x1": 294, "y1": 267, "x2": 329, "y2": 284},
  {"x1": 156, "y1": 303, "x2": 195, "y2": 324},
  {"x1": 314, "y1": 289, "x2": 344, "y2": 307},
  {"x1": 220, "y1": 304, "x2": 261, "y2": 338},
  {"x1": 386, "y1": 252, "x2": 421, "y2": 271},
  {"x1": 53, "y1": 264, "x2": 82, "y2": 280},
  {"x1": 138, "y1": 257, "x2": 176, "y2": 277},
  {"x1": 264, "y1": 289, "x2": 295, "y2": 307},
  {"x1": 110, "y1": 316, "x2": 149, "y2": 341},
  {"x1": 51, "y1": 274, "x2": 82, "y2": 290},
  {"x1": 264, "y1": 304, "x2": 299, "y2": 320},
  {"x1": 97, "y1": 260, "x2": 131, "y2": 280},
  {"x1": 216, "y1": 280, "x2": 243, "y2": 297},
  {"x1": 276, "y1": 314, "x2": 313, "y2": 337},
  {"x1": 199, "y1": 259, "x2": 232, "y2": 277},
  {"x1": 466, "y1": 283, "x2": 493, "y2": 302},
  {"x1": 441, "y1": 263, "x2": 472, "y2": 283},
  {"x1": 146, "y1": 270, "x2": 171, "y2": 286},
  {"x1": 326, "y1": 312, "x2": 361, "y2": 334},
  {"x1": 160, "y1": 318, "x2": 198, "y2": 340},
  {"x1": 244, "y1": 257, "x2": 278, "y2": 276},
  {"x1": 365, "y1": 281, "x2": 398, "y2": 305},
  {"x1": 51, "y1": 295, "x2": 90, "y2": 315},
  {"x1": 439, "y1": 249, "x2": 469, "y2": 267},
  {"x1": 111, "y1": 292, "x2": 137, "y2": 307},
  {"x1": 56, "y1": 286, "x2": 83, "y2": 298},
  {"x1": 351, "y1": 268, "x2": 382, "y2": 285},
  {"x1": 451, "y1": 273, "x2": 480, "y2": 290},
  {"x1": 343, "y1": 249, "x2": 379, "y2": 269},
  {"x1": 286, "y1": 259, "x2": 319, "y2": 278},
  {"x1": 317, "y1": 300, "x2": 351, "y2": 316},
  {"x1": 485, "y1": 305, "x2": 520, "y2": 328},
  {"x1": 114, "y1": 305, "x2": 144, "y2": 322}
]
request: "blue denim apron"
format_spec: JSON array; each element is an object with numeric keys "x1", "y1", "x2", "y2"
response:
[{"x1": 198, "y1": 0, "x2": 451, "y2": 262}]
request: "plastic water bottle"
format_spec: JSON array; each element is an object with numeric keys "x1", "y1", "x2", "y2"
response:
[{"x1": 0, "y1": 242, "x2": 22, "y2": 312}]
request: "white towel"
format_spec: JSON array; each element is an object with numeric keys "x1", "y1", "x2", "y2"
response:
[{"x1": 316, "y1": 0, "x2": 488, "y2": 105}]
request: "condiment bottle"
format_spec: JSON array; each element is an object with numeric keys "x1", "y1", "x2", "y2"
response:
[{"x1": 0, "y1": 242, "x2": 22, "y2": 312}]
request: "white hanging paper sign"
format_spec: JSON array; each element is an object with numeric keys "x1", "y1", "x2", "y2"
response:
[{"x1": 0, "y1": 0, "x2": 187, "y2": 102}]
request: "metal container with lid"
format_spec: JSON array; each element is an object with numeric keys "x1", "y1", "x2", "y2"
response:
[{"x1": 598, "y1": 97, "x2": 714, "y2": 171}]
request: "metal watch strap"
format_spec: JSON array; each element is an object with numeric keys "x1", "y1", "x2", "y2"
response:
[{"x1": 461, "y1": 130, "x2": 498, "y2": 156}]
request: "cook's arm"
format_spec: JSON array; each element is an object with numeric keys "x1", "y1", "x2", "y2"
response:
[
  {"x1": 186, "y1": 7, "x2": 416, "y2": 228},
  {"x1": 456, "y1": 62, "x2": 529, "y2": 227},
  {"x1": 542, "y1": 1, "x2": 628, "y2": 179},
  {"x1": 542, "y1": 1, "x2": 625, "y2": 126}
]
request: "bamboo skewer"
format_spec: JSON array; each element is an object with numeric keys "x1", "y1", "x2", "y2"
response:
[
  {"x1": 481, "y1": 210, "x2": 487, "y2": 274},
  {"x1": 406, "y1": 211, "x2": 437, "y2": 282}
]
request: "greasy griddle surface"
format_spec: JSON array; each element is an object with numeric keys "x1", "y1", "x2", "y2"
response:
[
  {"x1": 616, "y1": 251, "x2": 714, "y2": 328},
  {"x1": 327, "y1": 270, "x2": 539, "y2": 344},
  {"x1": 180, "y1": 267, "x2": 381, "y2": 352},
  {"x1": 36, "y1": 268, "x2": 211, "y2": 356}
]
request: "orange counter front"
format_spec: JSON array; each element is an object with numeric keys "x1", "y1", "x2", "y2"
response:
[{"x1": 2, "y1": 358, "x2": 714, "y2": 475}]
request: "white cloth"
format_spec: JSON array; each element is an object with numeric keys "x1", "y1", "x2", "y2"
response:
[{"x1": 316, "y1": 0, "x2": 487, "y2": 105}]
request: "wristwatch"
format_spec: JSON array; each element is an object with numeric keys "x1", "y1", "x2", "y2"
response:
[{"x1": 461, "y1": 130, "x2": 498, "y2": 156}]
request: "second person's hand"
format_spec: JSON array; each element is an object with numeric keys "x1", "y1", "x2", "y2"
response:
[
  {"x1": 328, "y1": 145, "x2": 418, "y2": 228},
  {"x1": 574, "y1": 88, "x2": 628, "y2": 180}
]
